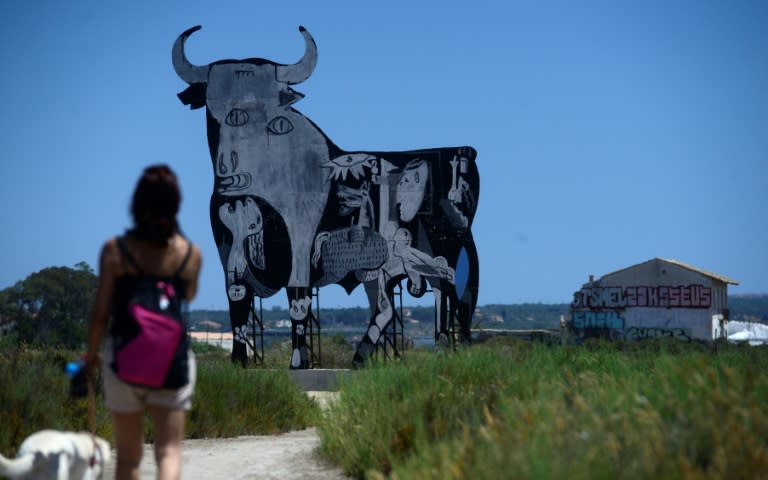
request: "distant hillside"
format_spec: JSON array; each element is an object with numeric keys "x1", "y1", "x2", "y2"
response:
[
  {"x1": 189, "y1": 302, "x2": 569, "y2": 332},
  {"x1": 189, "y1": 295, "x2": 768, "y2": 332},
  {"x1": 729, "y1": 294, "x2": 768, "y2": 323}
]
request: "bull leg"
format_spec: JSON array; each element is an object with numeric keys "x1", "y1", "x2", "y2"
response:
[
  {"x1": 456, "y1": 241, "x2": 479, "y2": 344},
  {"x1": 432, "y1": 273, "x2": 475, "y2": 349},
  {"x1": 363, "y1": 278, "x2": 379, "y2": 312},
  {"x1": 227, "y1": 282, "x2": 251, "y2": 366},
  {"x1": 432, "y1": 285, "x2": 451, "y2": 349},
  {"x1": 287, "y1": 287, "x2": 312, "y2": 369},
  {"x1": 353, "y1": 274, "x2": 395, "y2": 367},
  {"x1": 457, "y1": 289, "x2": 475, "y2": 344},
  {"x1": 351, "y1": 279, "x2": 379, "y2": 367}
]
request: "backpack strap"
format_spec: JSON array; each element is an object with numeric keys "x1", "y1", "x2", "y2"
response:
[
  {"x1": 173, "y1": 239, "x2": 194, "y2": 278},
  {"x1": 116, "y1": 236, "x2": 144, "y2": 275},
  {"x1": 117, "y1": 235, "x2": 192, "y2": 278}
]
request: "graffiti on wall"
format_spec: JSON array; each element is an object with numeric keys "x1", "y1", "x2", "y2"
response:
[
  {"x1": 572, "y1": 311, "x2": 624, "y2": 330},
  {"x1": 173, "y1": 26, "x2": 480, "y2": 368},
  {"x1": 572, "y1": 285, "x2": 711, "y2": 310},
  {"x1": 623, "y1": 327, "x2": 691, "y2": 343},
  {"x1": 570, "y1": 283, "x2": 712, "y2": 341}
]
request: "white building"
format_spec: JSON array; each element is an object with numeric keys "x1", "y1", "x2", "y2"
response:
[{"x1": 570, "y1": 258, "x2": 738, "y2": 342}]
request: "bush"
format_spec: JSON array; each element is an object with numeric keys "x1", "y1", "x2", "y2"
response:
[
  {"x1": 0, "y1": 347, "x2": 112, "y2": 456},
  {"x1": 187, "y1": 359, "x2": 318, "y2": 438},
  {"x1": 0, "y1": 348, "x2": 318, "y2": 456},
  {"x1": 259, "y1": 334, "x2": 356, "y2": 369}
]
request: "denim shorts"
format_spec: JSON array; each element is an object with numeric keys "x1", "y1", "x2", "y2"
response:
[{"x1": 101, "y1": 343, "x2": 196, "y2": 413}]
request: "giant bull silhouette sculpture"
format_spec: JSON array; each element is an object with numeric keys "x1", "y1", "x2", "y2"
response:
[{"x1": 173, "y1": 25, "x2": 479, "y2": 368}]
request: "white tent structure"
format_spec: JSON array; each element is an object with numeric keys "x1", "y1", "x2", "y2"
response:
[{"x1": 728, "y1": 321, "x2": 768, "y2": 346}]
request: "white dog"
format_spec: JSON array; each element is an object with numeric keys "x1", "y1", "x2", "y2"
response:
[{"x1": 0, "y1": 430, "x2": 110, "y2": 480}]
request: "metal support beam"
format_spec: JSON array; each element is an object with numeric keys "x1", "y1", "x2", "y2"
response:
[
  {"x1": 309, "y1": 287, "x2": 322, "y2": 368},
  {"x1": 249, "y1": 296, "x2": 264, "y2": 366}
]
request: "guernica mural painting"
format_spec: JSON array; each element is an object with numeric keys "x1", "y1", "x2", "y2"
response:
[
  {"x1": 569, "y1": 258, "x2": 738, "y2": 342},
  {"x1": 172, "y1": 26, "x2": 480, "y2": 368}
]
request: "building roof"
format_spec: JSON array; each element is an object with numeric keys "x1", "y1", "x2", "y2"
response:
[{"x1": 601, "y1": 257, "x2": 739, "y2": 285}]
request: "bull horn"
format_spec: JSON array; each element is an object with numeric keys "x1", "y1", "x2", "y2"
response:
[
  {"x1": 172, "y1": 25, "x2": 208, "y2": 84},
  {"x1": 276, "y1": 26, "x2": 318, "y2": 85}
]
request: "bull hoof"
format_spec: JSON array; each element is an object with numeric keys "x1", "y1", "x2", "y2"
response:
[
  {"x1": 352, "y1": 338, "x2": 376, "y2": 369},
  {"x1": 352, "y1": 352, "x2": 365, "y2": 369},
  {"x1": 290, "y1": 347, "x2": 309, "y2": 369}
]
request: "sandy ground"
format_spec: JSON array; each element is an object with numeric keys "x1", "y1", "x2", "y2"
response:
[
  {"x1": 102, "y1": 429, "x2": 348, "y2": 480},
  {"x1": 103, "y1": 392, "x2": 349, "y2": 479}
]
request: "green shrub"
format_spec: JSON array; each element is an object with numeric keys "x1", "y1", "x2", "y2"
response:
[
  {"x1": 0, "y1": 348, "x2": 318, "y2": 456},
  {"x1": 0, "y1": 347, "x2": 112, "y2": 456},
  {"x1": 187, "y1": 359, "x2": 318, "y2": 439},
  {"x1": 260, "y1": 335, "x2": 356, "y2": 369}
]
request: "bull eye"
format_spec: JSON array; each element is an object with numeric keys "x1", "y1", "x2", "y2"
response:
[
  {"x1": 267, "y1": 116, "x2": 294, "y2": 135},
  {"x1": 226, "y1": 108, "x2": 249, "y2": 127},
  {"x1": 249, "y1": 223, "x2": 257, "y2": 230}
]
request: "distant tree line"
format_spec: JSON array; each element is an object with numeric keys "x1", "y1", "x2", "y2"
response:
[
  {"x1": 188, "y1": 303, "x2": 571, "y2": 331},
  {"x1": 729, "y1": 295, "x2": 768, "y2": 323},
  {"x1": 1, "y1": 263, "x2": 766, "y2": 347},
  {"x1": 187, "y1": 297, "x2": 768, "y2": 332},
  {"x1": 0, "y1": 262, "x2": 96, "y2": 348}
]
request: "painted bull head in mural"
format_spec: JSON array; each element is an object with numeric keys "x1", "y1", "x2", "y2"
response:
[{"x1": 173, "y1": 25, "x2": 480, "y2": 368}]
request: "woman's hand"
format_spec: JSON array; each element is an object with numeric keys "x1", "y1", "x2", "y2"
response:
[{"x1": 85, "y1": 352, "x2": 102, "y2": 381}]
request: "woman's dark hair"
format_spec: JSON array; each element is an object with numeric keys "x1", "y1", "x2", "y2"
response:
[{"x1": 129, "y1": 164, "x2": 181, "y2": 244}]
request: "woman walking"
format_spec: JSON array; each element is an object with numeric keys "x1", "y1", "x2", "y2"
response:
[{"x1": 86, "y1": 165, "x2": 202, "y2": 480}]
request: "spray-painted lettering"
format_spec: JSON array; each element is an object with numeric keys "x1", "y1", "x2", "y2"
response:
[
  {"x1": 572, "y1": 285, "x2": 711, "y2": 309},
  {"x1": 623, "y1": 327, "x2": 691, "y2": 343},
  {"x1": 572, "y1": 311, "x2": 625, "y2": 329}
]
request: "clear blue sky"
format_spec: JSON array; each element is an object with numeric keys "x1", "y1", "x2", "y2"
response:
[{"x1": 1, "y1": 1, "x2": 766, "y2": 311}]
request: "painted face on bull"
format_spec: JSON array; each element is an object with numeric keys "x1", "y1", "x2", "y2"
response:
[
  {"x1": 204, "y1": 62, "x2": 329, "y2": 201},
  {"x1": 218, "y1": 197, "x2": 265, "y2": 290},
  {"x1": 396, "y1": 159, "x2": 428, "y2": 222},
  {"x1": 173, "y1": 26, "x2": 333, "y2": 288}
]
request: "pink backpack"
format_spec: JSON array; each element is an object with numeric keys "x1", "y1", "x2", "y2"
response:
[{"x1": 111, "y1": 237, "x2": 191, "y2": 389}]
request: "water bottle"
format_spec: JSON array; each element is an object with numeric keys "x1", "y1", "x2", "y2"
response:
[
  {"x1": 66, "y1": 357, "x2": 88, "y2": 398},
  {"x1": 65, "y1": 359, "x2": 83, "y2": 376}
]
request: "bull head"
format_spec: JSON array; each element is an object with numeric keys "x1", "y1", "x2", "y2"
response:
[{"x1": 172, "y1": 25, "x2": 318, "y2": 86}]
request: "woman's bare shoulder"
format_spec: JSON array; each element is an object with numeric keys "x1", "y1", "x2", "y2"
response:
[
  {"x1": 182, "y1": 237, "x2": 203, "y2": 274},
  {"x1": 99, "y1": 237, "x2": 124, "y2": 276}
]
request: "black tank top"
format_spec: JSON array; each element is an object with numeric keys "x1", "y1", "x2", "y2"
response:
[{"x1": 110, "y1": 236, "x2": 192, "y2": 336}]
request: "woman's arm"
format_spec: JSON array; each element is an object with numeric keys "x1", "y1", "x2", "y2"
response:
[
  {"x1": 183, "y1": 245, "x2": 203, "y2": 301},
  {"x1": 85, "y1": 239, "x2": 119, "y2": 376}
]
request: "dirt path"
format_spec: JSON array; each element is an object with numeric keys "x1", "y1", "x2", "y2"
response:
[
  {"x1": 102, "y1": 428, "x2": 348, "y2": 479},
  {"x1": 102, "y1": 393, "x2": 349, "y2": 479}
]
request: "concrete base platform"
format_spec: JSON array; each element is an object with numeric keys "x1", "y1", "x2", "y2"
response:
[{"x1": 288, "y1": 369, "x2": 353, "y2": 391}]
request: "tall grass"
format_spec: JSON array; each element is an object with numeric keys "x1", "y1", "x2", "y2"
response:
[
  {"x1": 0, "y1": 345, "x2": 318, "y2": 457},
  {"x1": 259, "y1": 333, "x2": 356, "y2": 369},
  {"x1": 188, "y1": 359, "x2": 318, "y2": 438},
  {"x1": 318, "y1": 339, "x2": 768, "y2": 479},
  {"x1": 0, "y1": 347, "x2": 115, "y2": 455}
]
